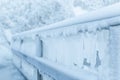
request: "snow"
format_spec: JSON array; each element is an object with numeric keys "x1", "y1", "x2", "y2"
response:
[
  {"x1": 73, "y1": 6, "x2": 88, "y2": 16},
  {"x1": 0, "y1": 46, "x2": 11, "y2": 65},
  {"x1": 3, "y1": 29, "x2": 12, "y2": 42},
  {"x1": 12, "y1": 49, "x2": 97, "y2": 80},
  {"x1": 0, "y1": 64, "x2": 25, "y2": 80},
  {"x1": 8, "y1": 2, "x2": 120, "y2": 80},
  {"x1": 0, "y1": 0, "x2": 74, "y2": 33},
  {"x1": 0, "y1": 45, "x2": 25, "y2": 80},
  {"x1": 109, "y1": 26, "x2": 120, "y2": 80},
  {"x1": 0, "y1": 0, "x2": 120, "y2": 80},
  {"x1": 13, "y1": 2, "x2": 120, "y2": 37}
]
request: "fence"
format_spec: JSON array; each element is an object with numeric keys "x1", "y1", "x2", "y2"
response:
[{"x1": 11, "y1": 3, "x2": 120, "y2": 80}]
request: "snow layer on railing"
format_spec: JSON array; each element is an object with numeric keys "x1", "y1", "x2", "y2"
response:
[
  {"x1": 13, "y1": 16, "x2": 120, "y2": 40},
  {"x1": 13, "y1": 2, "x2": 120, "y2": 37}
]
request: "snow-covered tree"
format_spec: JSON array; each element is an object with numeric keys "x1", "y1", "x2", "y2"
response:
[
  {"x1": 74, "y1": 0, "x2": 120, "y2": 10},
  {"x1": 0, "y1": 0, "x2": 74, "y2": 33},
  {"x1": 0, "y1": 0, "x2": 120, "y2": 33}
]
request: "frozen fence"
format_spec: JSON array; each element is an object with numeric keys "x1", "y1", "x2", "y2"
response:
[
  {"x1": 11, "y1": 3, "x2": 120, "y2": 80},
  {"x1": 12, "y1": 49, "x2": 97, "y2": 80}
]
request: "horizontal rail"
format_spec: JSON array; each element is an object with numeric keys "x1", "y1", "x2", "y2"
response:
[
  {"x1": 13, "y1": 3, "x2": 120, "y2": 37},
  {"x1": 12, "y1": 49, "x2": 97, "y2": 80}
]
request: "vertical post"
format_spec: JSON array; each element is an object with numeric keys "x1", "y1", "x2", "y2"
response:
[
  {"x1": 35, "y1": 34, "x2": 43, "y2": 80},
  {"x1": 109, "y1": 26, "x2": 120, "y2": 80},
  {"x1": 37, "y1": 70, "x2": 43, "y2": 80},
  {"x1": 35, "y1": 34, "x2": 43, "y2": 57},
  {"x1": 20, "y1": 39, "x2": 23, "y2": 69}
]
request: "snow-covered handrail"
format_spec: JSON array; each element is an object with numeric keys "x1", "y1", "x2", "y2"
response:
[{"x1": 13, "y1": 3, "x2": 120, "y2": 37}]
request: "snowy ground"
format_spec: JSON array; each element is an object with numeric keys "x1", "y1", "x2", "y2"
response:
[{"x1": 0, "y1": 45, "x2": 26, "y2": 80}]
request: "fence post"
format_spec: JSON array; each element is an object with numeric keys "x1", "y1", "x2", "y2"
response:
[
  {"x1": 35, "y1": 34, "x2": 43, "y2": 57},
  {"x1": 35, "y1": 34, "x2": 43, "y2": 80},
  {"x1": 109, "y1": 26, "x2": 120, "y2": 80}
]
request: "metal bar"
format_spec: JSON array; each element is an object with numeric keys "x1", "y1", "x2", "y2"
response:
[
  {"x1": 12, "y1": 49, "x2": 97, "y2": 80},
  {"x1": 35, "y1": 35, "x2": 43, "y2": 57}
]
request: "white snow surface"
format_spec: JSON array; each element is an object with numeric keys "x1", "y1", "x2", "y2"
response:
[{"x1": 0, "y1": 45, "x2": 25, "y2": 80}]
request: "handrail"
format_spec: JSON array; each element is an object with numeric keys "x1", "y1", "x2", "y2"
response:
[
  {"x1": 12, "y1": 49, "x2": 97, "y2": 80},
  {"x1": 13, "y1": 3, "x2": 120, "y2": 37}
]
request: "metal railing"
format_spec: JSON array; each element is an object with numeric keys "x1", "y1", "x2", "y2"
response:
[
  {"x1": 12, "y1": 49, "x2": 97, "y2": 80},
  {"x1": 11, "y1": 3, "x2": 120, "y2": 80}
]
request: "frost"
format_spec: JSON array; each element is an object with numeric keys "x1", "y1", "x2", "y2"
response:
[{"x1": 0, "y1": 0, "x2": 120, "y2": 80}]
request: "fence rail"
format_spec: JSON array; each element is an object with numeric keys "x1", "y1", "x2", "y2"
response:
[{"x1": 12, "y1": 49, "x2": 97, "y2": 80}]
